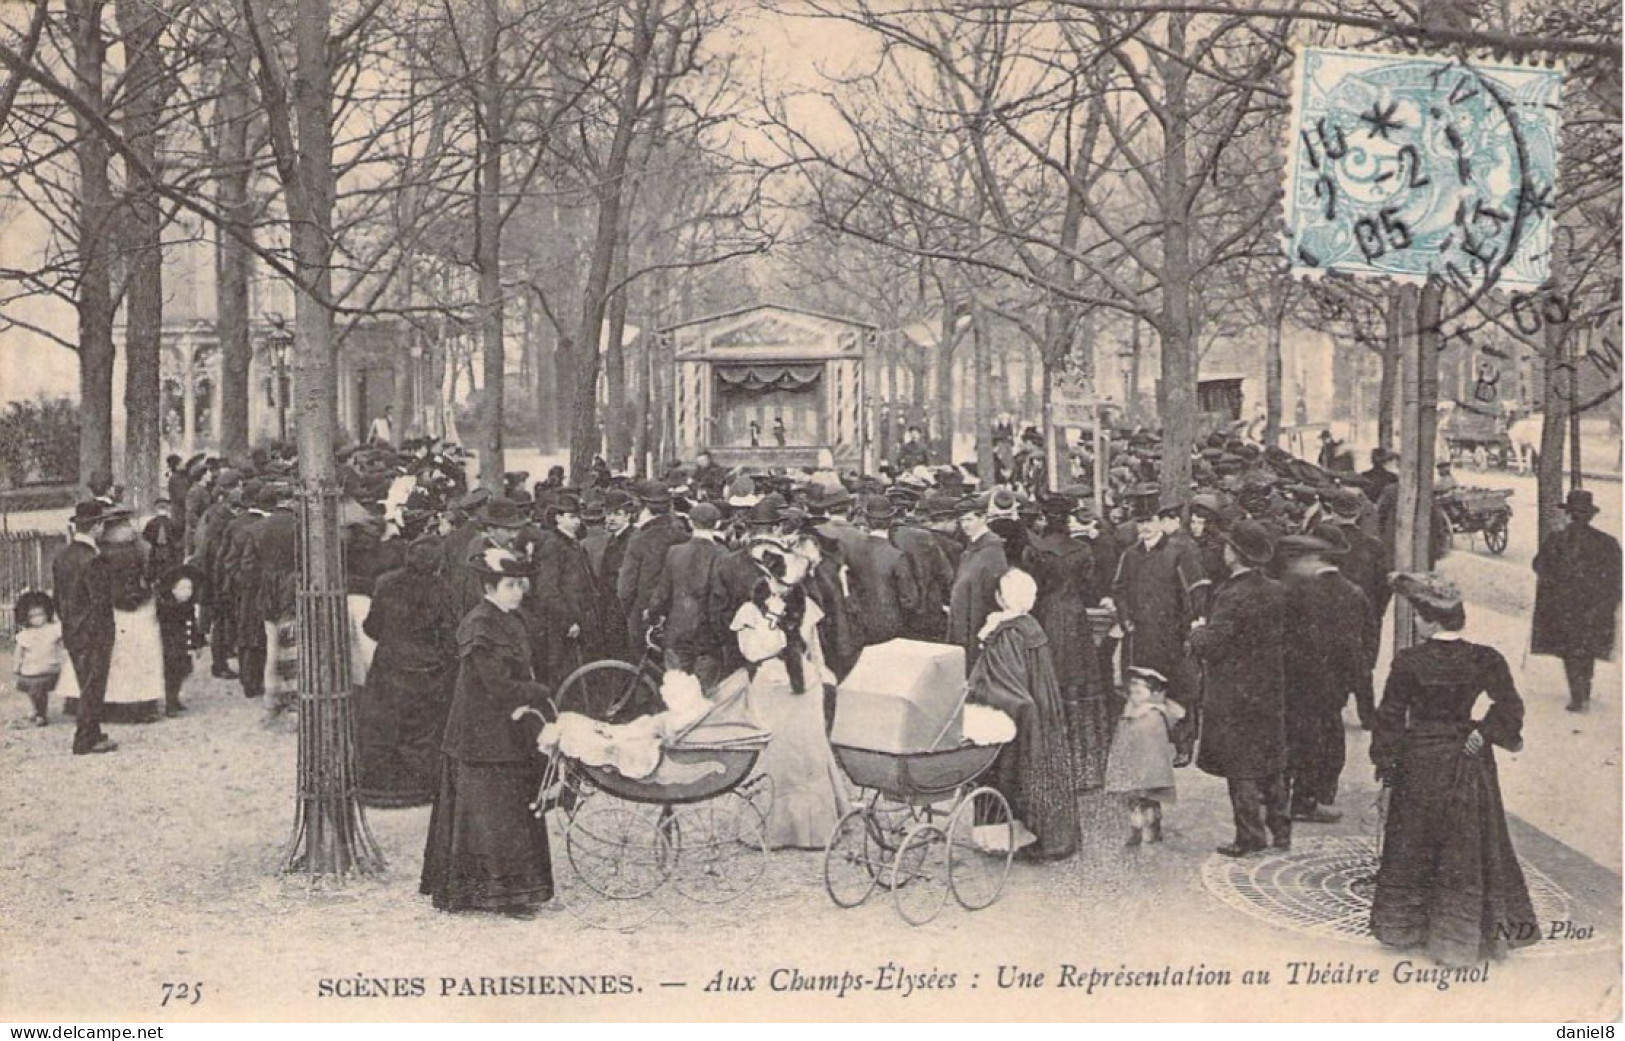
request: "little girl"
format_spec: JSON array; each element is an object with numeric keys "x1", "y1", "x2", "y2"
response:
[
  {"x1": 1104, "y1": 666, "x2": 1186, "y2": 846},
  {"x1": 11, "y1": 591, "x2": 63, "y2": 727},
  {"x1": 156, "y1": 566, "x2": 207, "y2": 717}
]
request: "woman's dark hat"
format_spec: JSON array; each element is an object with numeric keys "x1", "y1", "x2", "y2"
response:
[
  {"x1": 1561, "y1": 489, "x2": 1600, "y2": 517},
  {"x1": 466, "y1": 544, "x2": 539, "y2": 578},
  {"x1": 476, "y1": 497, "x2": 527, "y2": 529},
  {"x1": 1220, "y1": 519, "x2": 1275, "y2": 565},
  {"x1": 1390, "y1": 571, "x2": 1462, "y2": 614}
]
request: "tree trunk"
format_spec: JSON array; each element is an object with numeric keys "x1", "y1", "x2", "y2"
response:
[
  {"x1": 1125, "y1": 317, "x2": 1141, "y2": 424},
  {"x1": 215, "y1": 51, "x2": 254, "y2": 461},
  {"x1": 474, "y1": 0, "x2": 505, "y2": 492},
  {"x1": 534, "y1": 321, "x2": 559, "y2": 453},
  {"x1": 1391, "y1": 283, "x2": 1443, "y2": 651},
  {"x1": 1264, "y1": 307, "x2": 1283, "y2": 448},
  {"x1": 244, "y1": 0, "x2": 382, "y2": 878},
  {"x1": 1157, "y1": 13, "x2": 1195, "y2": 504},
  {"x1": 67, "y1": 0, "x2": 114, "y2": 489},
  {"x1": 972, "y1": 307, "x2": 995, "y2": 485},
  {"x1": 569, "y1": 0, "x2": 656, "y2": 483},
  {"x1": 1537, "y1": 317, "x2": 1572, "y2": 544},
  {"x1": 115, "y1": 0, "x2": 169, "y2": 515},
  {"x1": 1378, "y1": 288, "x2": 1401, "y2": 451},
  {"x1": 934, "y1": 303, "x2": 958, "y2": 462},
  {"x1": 602, "y1": 216, "x2": 632, "y2": 471}
]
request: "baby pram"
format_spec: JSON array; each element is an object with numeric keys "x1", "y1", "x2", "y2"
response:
[
  {"x1": 822, "y1": 639, "x2": 1017, "y2": 926},
  {"x1": 520, "y1": 673, "x2": 773, "y2": 930}
]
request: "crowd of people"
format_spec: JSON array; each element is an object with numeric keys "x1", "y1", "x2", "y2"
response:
[{"x1": 12, "y1": 423, "x2": 1618, "y2": 967}]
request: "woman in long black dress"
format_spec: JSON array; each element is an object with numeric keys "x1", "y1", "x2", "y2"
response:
[
  {"x1": 1370, "y1": 571, "x2": 1538, "y2": 966},
  {"x1": 419, "y1": 546, "x2": 553, "y2": 918},
  {"x1": 357, "y1": 537, "x2": 458, "y2": 808}
]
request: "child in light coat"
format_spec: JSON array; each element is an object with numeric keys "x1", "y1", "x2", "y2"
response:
[
  {"x1": 11, "y1": 591, "x2": 63, "y2": 727},
  {"x1": 1104, "y1": 666, "x2": 1185, "y2": 846}
]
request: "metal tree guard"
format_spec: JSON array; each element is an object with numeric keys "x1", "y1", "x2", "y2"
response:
[{"x1": 280, "y1": 480, "x2": 385, "y2": 878}]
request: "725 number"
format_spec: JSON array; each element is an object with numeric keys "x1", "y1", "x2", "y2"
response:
[{"x1": 160, "y1": 981, "x2": 204, "y2": 1007}]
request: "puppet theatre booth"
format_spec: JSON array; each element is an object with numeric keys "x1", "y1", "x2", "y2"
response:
[{"x1": 662, "y1": 305, "x2": 875, "y2": 469}]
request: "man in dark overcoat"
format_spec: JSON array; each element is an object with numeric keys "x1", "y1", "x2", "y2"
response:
[
  {"x1": 947, "y1": 495, "x2": 1008, "y2": 671},
  {"x1": 55, "y1": 502, "x2": 123, "y2": 754},
  {"x1": 1110, "y1": 499, "x2": 1206, "y2": 740},
  {"x1": 1360, "y1": 447, "x2": 1398, "y2": 504},
  {"x1": 1325, "y1": 489, "x2": 1386, "y2": 727},
  {"x1": 923, "y1": 492, "x2": 965, "y2": 574},
  {"x1": 527, "y1": 492, "x2": 601, "y2": 688},
  {"x1": 617, "y1": 481, "x2": 690, "y2": 653},
  {"x1": 844, "y1": 495, "x2": 920, "y2": 648},
  {"x1": 592, "y1": 489, "x2": 637, "y2": 662},
  {"x1": 1278, "y1": 529, "x2": 1370, "y2": 823},
  {"x1": 891, "y1": 497, "x2": 957, "y2": 642},
  {"x1": 647, "y1": 502, "x2": 730, "y2": 689},
  {"x1": 1189, "y1": 520, "x2": 1289, "y2": 856},
  {"x1": 184, "y1": 465, "x2": 215, "y2": 558},
  {"x1": 195, "y1": 475, "x2": 243, "y2": 678},
  {"x1": 220, "y1": 482, "x2": 271, "y2": 699},
  {"x1": 1533, "y1": 489, "x2": 1623, "y2": 712},
  {"x1": 244, "y1": 486, "x2": 299, "y2": 719}
]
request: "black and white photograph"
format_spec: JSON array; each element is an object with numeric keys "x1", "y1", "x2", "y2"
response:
[{"x1": 0, "y1": 0, "x2": 1619, "y2": 1024}]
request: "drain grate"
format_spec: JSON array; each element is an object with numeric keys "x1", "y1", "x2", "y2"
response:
[{"x1": 1201, "y1": 835, "x2": 1610, "y2": 957}]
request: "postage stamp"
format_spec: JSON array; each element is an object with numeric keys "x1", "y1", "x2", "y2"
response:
[{"x1": 1283, "y1": 46, "x2": 1564, "y2": 293}]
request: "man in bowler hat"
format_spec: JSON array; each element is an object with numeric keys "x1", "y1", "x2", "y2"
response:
[
  {"x1": 55, "y1": 501, "x2": 124, "y2": 754},
  {"x1": 1533, "y1": 489, "x2": 1622, "y2": 712}
]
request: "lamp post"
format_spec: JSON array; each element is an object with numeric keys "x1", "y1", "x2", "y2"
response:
[{"x1": 265, "y1": 313, "x2": 294, "y2": 444}]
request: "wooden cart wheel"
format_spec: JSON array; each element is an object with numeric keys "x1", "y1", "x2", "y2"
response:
[
  {"x1": 1484, "y1": 516, "x2": 1509, "y2": 554},
  {"x1": 946, "y1": 786, "x2": 1013, "y2": 911},
  {"x1": 891, "y1": 822, "x2": 950, "y2": 926},
  {"x1": 555, "y1": 659, "x2": 658, "y2": 724},
  {"x1": 824, "y1": 808, "x2": 880, "y2": 908}
]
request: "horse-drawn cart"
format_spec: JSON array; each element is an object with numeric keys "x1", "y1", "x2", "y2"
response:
[{"x1": 1439, "y1": 486, "x2": 1514, "y2": 554}]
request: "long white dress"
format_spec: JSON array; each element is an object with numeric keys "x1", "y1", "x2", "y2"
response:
[
  {"x1": 730, "y1": 597, "x2": 852, "y2": 849},
  {"x1": 104, "y1": 600, "x2": 164, "y2": 721}
]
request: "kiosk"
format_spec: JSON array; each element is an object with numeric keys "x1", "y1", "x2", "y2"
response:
[{"x1": 661, "y1": 304, "x2": 875, "y2": 469}]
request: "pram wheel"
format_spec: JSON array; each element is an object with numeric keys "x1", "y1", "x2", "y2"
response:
[
  {"x1": 823, "y1": 809, "x2": 880, "y2": 908},
  {"x1": 565, "y1": 799, "x2": 671, "y2": 897},
  {"x1": 667, "y1": 789, "x2": 768, "y2": 904},
  {"x1": 560, "y1": 798, "x2": 671, "y2": 931},
  {"x1": 946, "y1": 786, "x2": 1013, "y2": 911},
  {"x1": 891, "y1": 822, "x2": 949, "y2": 926}
]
